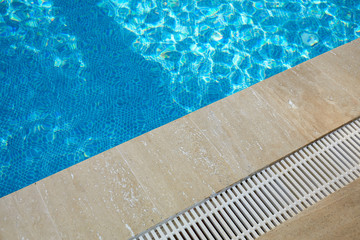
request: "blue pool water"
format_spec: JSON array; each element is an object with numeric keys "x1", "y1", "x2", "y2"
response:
[{"x1": 0, "y1": 0, "x2": 359, "y2": 197}]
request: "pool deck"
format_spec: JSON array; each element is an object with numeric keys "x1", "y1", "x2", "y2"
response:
[
  {"x1": 258, "y1": 175, "x2": 360, "y2": 240},
  {"x1": 1, "y1": 38, "x2": 360, "y2": 239}
]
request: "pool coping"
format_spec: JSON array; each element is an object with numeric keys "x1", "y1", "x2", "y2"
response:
[{"x1": 1, "y1": 38, "x2": 360, "y2": 239}]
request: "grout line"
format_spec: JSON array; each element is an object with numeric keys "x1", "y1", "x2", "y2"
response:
[
  {"x1": 114, "y1": 146, "x2": 164, "y2": 217},
  {"x1": 187, "y1": 116, "x2": 242, "y2": 168},
  {"x1": 130, "y1": 117, "x2": 360, "y2": 240},
  {"x1": 35, "y1": 184, "x2": 63, "y2": 240},
  {"x1": 308, "y1": 60, "x2": 360, "y2": 102},
  {"x1": 250, "y1": 83, "x2": 321, "y2": 140}
]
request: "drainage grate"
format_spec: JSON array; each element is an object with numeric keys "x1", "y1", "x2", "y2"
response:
[{"x1": 131, "y1": 118, "x2": 360, "y2": 240}]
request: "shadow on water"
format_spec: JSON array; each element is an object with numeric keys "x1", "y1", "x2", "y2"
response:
[{"x1": 0, "y1": 0, "x2": 186, "y2": 197}]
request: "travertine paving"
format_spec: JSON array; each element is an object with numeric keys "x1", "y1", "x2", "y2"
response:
[
  {"x1": 1, "y1": 39, "x2": 359, "y2": 240},
  {"x1": 258, "y1": 178, "x2": 360, "y2": 240}
]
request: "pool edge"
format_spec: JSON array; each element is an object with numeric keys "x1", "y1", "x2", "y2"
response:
[{"x1": 0, "y1": 38, "x2": 359, "y2": 239}]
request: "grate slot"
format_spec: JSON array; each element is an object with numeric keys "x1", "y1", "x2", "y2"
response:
[
  {"x1": 239, "y1": 186, "x2": 274, "y2": 229},
  {"x1": 226, "y1": 196, "x2": 261, "y2": 233},
  {"x1": 269, "y1": 165, "x2": 305, "y2": 208},
  {"x1": 131, "y1": 118, "x2": 360, "y2": 240},
  {"x1": 305, "y1": 153, "x2": 334, "y2": 185},
  {"x1": 264, "y1": 172, "x2": 299, "y2": 214},
  {"x1": 210, "y1": 198, "x2": 236, "y2": 239},
  {"x1": 215, "y1": 196, "x2": 243, "y2": 236}
]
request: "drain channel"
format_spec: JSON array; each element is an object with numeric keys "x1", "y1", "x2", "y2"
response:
[{"x1": 131, "y1": 118, "x2": 360, "y2": 240}]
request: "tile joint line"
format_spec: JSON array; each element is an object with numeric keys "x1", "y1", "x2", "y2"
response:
[{"x1": 130, "y1": 116, "x2": 360, "y2": 240}]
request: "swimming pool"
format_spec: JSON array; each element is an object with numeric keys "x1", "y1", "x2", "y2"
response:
[{"x1": 0, "y1": 0, "x2": 359, "y2": 198}]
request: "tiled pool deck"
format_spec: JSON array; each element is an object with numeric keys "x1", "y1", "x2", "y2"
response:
[
  {"x1": 1, "y1": 38, "x2": 359, "y2": 239},
  {"x1": 258, "y1": 178, "x2": 360, "y2": 240}
]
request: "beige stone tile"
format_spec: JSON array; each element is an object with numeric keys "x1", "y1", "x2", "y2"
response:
[
  {"x1": 36, "y1": 169, "x2": 99, "y2": 240},
  {"x1": 259, "y1": 178, "x2": 360, "y2": 240},
  {"x1": 0, "y1": 185, "x2": 60, "y2": 240},
  {"x1": 308, "y1": 40, "x2": 360, "y2": 100},
  {"x1": 254, "y1": 58, "x2": 360, "y2": 140},
  {"x1": 117, "y1": 117, "x2": 237, "y2": 216},
  {"x1": 36, "y1": 147, "x2": 162, "y2": 239},
  {"x1": 0, "y1": 194, "x2": 35, "y2": 240},
  {"x1": 189, "y1": 86, "x2": 311, "y2": 177}
]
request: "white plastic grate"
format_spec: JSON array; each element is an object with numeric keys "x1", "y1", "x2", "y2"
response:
[{"x1": 131, "y1": 118, "x2": 360, "y2": 240}]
